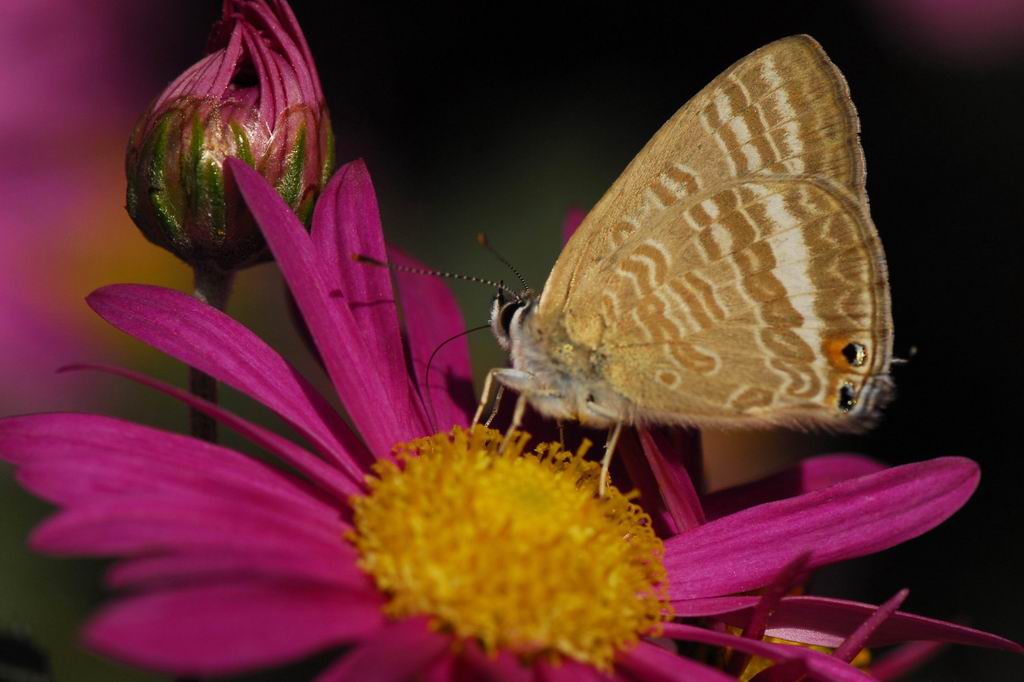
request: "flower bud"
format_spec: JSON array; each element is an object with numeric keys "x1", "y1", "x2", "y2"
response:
[{"x1": 126, "y1": 0, "x2": 334, "y2": 271}]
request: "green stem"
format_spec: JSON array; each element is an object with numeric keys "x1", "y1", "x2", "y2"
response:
[
  {"x1": 189, "y1": 265, "x2": 234, "y2": 443},
  {"x1": 181, "y1": 268, "x2": 232, "y2": 682}
]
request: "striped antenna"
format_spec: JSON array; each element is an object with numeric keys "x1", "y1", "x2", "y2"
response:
[
  {"x1": 352, "y1": 254, "x2": 518, "y2": 299},
  {"x1": 476, "y1": 233, "x2": 529, "y2": 290}
]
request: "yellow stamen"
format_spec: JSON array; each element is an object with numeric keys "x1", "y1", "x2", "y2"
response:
[{"x1": 348, "y1": 425, "x2": 671, "y2": 670}]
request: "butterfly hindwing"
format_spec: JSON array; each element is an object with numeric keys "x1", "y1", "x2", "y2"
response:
[{"x1": 588, "y1": 177, "x2": 892, "y2": 428}]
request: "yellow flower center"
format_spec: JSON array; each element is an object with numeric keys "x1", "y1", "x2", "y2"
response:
[{"x1": 348, "y1": 426, "x2": 671, "y2": 670}]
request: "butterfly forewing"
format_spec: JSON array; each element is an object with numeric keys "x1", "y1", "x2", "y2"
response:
[{"x1": 535, "y1": 35, "x2": 892, "y2": 429}]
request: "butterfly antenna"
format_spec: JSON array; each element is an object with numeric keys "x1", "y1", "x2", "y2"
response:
[
  {"x1": 891, "y1": 344, "x2": 919, "y2": 366},
  {"x1": 476, "y1": 233, "x2": 529, "y2": 291},
  {"x1": 353, "y1": 254, "x2": 517, "y2": 298},
  {"x1": 422, "y1": 323, "x2": 491, "y2": 432}
]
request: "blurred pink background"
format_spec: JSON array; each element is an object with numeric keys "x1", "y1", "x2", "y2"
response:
[
  {"x1": 0, "y1": 0, "x2": 196, "y2": 415},
  {"x1": 869, "y1": 0, "x2": 1024, "y2": 60}
]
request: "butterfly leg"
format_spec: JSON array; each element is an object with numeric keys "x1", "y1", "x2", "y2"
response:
[
  {"x1": 484, "y1": 385, "x2": 505, "y2": 427},
  {"x1": 472, "y1": 369, "x2": 501, "y2": 426},
  {"x1": 598, "y1": 422, "x2": 624, "y2": 497},
  {"x1": 499, "y1": 392, "x2": 529, "y2": 452}
]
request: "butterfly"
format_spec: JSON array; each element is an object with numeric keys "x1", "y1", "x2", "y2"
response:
[{"x1": 477, "y1": 35, "x2": 894, "y2": 494}]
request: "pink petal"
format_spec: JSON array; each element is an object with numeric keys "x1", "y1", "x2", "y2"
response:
[
  {"x1": 664, "y1": 458, "x2": 978, "y2": 600},
  {"x1": 228, "y1": 158, "x2": 421, "y2": 456},
  {"x1": 616, "y1": 640, "x2": 734, "y2": 681},
  {"x1": 536, "y1": 658, "x2": 609, "y2": 682},
  {"x1": 312, "y1": 160, "x2": 417, "y2": 430},
  {"x1": 0, "y1": 413, "x2": 334, "y2": 517},
  {"x1": 86, "y1": 284, "x2": 370, "y2": 474},
  {"x1": 702, "y1": 453, "x2": 886, "y2": 521},
  {"x1": 315, "y1": 617, "x2": 449, "y2": 682},
  {"x1": 639, "y1": 428, "x2": 704, "y2": 531},
  {"x1": 389, "y1": 247, "x2": 476, "y2": 430},
  {"x1": 269, "y1": 0, "x2": 323, "y2": 99},
  {"x1": 833, "y1": 589, "x2": 908, "y2": 662},
  {"x1": 32, "y1": 496, "x2": 347, "y2": 558},
  {"x1": 661, "y1": 623, "x2": 874, "y2": 681},
  {"x1": 715, "y1": 595, "x2": 1022, "y2": 652},
  {"x1": 422, "y1": 655, "x2": 456, "y2": 682},
  {"x1": 870, "y1": 641, "x2": 946, "y2": 681},
  {"x1": 239, "y1": 22, "x2": 284, "y2": 122},
  {"x1": 561, "y1": 207, "x2": 587, "y2": 245},
  {"x1": 728, "y1": 554, "x2": 811, "y2": 676},
  {"x1": 18, "y1": 461, "x2": 333, "y2": 530},
  {"x1": 618, "y1": 430, "x2": 678, "y2": 536},
  {"x1": 107, "y1": 547, "x2": 372, "y2": 593},
  {"x1": 62, "y1": 363, "x2": 361, "y2": 498},
  {"x1": 235, "y1": 0, "x2": 321, "y2": 102},
  {"x1": 84, "y1": 581, "x2": 385, "y2": 676},
  {"x1": 451, "y1": 641, "x2": 532, "y2": 681},
  {"x1": 672, "y1": 596, "x2": 758, "y2": 617}
]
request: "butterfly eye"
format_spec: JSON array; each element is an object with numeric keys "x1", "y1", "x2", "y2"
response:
[{"x1": 498, "y1": 301, "x2": 523, "y2": 335}]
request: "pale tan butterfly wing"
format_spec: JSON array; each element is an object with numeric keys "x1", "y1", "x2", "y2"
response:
[
  {"x1": 589, "y1": 177, "x2": 891, "y2": 428},
  {"x1": 536, "y1": 35, "x2": 892, "y2": 428}
]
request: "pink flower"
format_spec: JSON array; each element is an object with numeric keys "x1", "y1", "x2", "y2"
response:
[
  {"x1": 639, "y1": 431, "x2": 1021, "y2": 676},
  {"x1": 1, "y1": 160, "x2": 1018, "y2": 680}
]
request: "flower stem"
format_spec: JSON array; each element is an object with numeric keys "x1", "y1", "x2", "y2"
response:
[{"x1": 189, "y1": 265, "x2": 234, "y2": 443}]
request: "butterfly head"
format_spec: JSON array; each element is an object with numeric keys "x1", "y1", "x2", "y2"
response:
[{"x1": 490, "y1": 285, "x2": 536, "y2": 352}]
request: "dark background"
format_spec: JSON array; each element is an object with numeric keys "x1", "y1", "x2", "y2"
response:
[{"x1": 3, "y1": 1, "x2": 1022, "y2": 680}]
